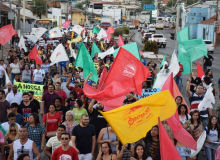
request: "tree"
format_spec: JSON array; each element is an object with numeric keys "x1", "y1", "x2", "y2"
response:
[
  {"x1": 83, "y1": 0, "x2": 90, "y2": 8},
  {"x1": 75, "y1": 3, "x2": 84, "y2": 10},
  {"x1": 30, "y1": 0, "x2": 46, "y2": 19}
]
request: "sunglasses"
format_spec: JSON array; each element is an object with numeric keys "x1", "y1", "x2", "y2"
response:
[
  {"x1": 21, "y1": 146, "x2": 24, "y2": 153},
  {"x1": 61, "y1": 138, "x2": 69, "y2": 140},
  {"x1": 10, "y1": 130, "x2": 16, "y2": 132}
]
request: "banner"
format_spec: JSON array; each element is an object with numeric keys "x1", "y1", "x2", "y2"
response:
[
  {"x1": 14, "y1": 82, "x2": 43, "y2": 102},
  {"x1": 138, "y1": 88, "x2": 161, "y2": 99}
]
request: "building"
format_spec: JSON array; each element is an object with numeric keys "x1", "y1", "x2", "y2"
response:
[{"x1": 71, "y1": 8, "x2": 88, "y2": 25}]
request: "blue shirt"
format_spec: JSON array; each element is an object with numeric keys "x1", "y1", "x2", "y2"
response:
[
  {"x1": 64, "y1": 77, "x2": 76, "y2": 84},
  {"x1": 59, "y1": 61, "x2": 68, "y2": 68},
  {"x1": 218, "y1": 78, "x2": 220, "y2": 85},
  {"x1": 5, "y1": 113, "x2": 25, "y2": 125},
  {"x1": 142, "y1": 59, "x2": 146, "y2": 66}
]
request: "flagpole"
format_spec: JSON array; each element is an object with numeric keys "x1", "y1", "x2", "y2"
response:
[{"x1": 174, "y1": 0, "x2": 181, "y2": 54}]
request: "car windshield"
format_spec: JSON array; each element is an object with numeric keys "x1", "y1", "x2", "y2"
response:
[
  {"x1": 205, "y1": 41, "x2": 212, "y2": 44},
  {"x1": 143, "y1": 27, "x2": 148, "y2": 29},
  {"x1": 153, "y1": 35, "x2": 163, "y2": 38},
  {"x1": 150, "y1": 26, "x2": 155, "y2": 28},
  {"x1": 101, "y1": 23, "x2": 111, "y2": 26}
]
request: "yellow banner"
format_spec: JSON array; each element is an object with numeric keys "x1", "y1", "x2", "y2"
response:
[
  {"x1": 67, "y1": 36, "x2": 82, "y2": 44},
  {"x1": 14, "y1": 82, "x2": 44, "y2": 102},
  {"x1": 99, "y1": 90, "x2": 176, "y2": 145}
]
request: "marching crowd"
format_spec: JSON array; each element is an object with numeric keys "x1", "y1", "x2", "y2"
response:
[{"x1": 0, "y1": 28, "x2": 219, "y2": 160}]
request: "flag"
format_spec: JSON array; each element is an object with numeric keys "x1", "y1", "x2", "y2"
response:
[
  {"x1": 118, "y1": 35, "x2": 124, "y2": 47},
  {"x1": 106, "y1": 27, "x2": 115, "y2": 34},
  {"x1": 97, "y1": 67, "x2": 108, "y2": 90},
  {"x1": 182, "y1": 62, "x2": 192, "y2": 75},
  {"x1": 97, "y1": 28, "x2": 107, "y2": 40},
  {"x1": 100, "y1": 41, "x2": 104, "y2": 50},
  {"x1": 50, "y1": 44, "x2": 69, "y2": 66},
  {"x1": 178, "y1": 38, "x2": 207, "y2": 63},
  {"x1": 190, "y1": 131, "x2": 206, "y2": 158},
  {"x1": 18, "y1": 36, "x2": 27, "y2": 52},
  {"x1": 139, "y1": 51, "x2": 144, "y2": 55},
  {"x1": 25, "y1": 35, "x2": 40, "y2": 44},
  {"x1": 75, "y1": 42, "x2": 98, "y2": 82},
  {"x1": 91, "y1": 42, "x2": 101, "y2": 58},
  {"x1": 83, "y1": 47, "x2": 151, "y2": 110},
  {"x1": 107, "y1": 32, "x2": 112, "y2": 43},
  {"x1": 154, "y1": 51, "x2": 179, "y2": 89},
  {"x1": 177, "y1": 26, "x2": 189, "y2": 42},
  {"x1": 113, "y1": 42, "x2": 141, "y2": 61},
  {"x1": 49, "y1": 27, "x2": 62, "y2": 38},
  {"x1": 62, "y1": 20, "x2": 71, "y2": 29},
  {"x1": 161, "y1": 74, "x2": 197, "y2": 150},
  {"x1": 84, "y1": 37, "x2": 88, "y2": 43},
  {"x1": 158, "y1": 118, "x2": 182, "y2": 160},
  {"x1": 198, "y1": 84, "x2": 215, "y2": 111},
  {"x1": 4, "y1": 70, "x2": 10, "y2": 85},
  {"x1": 197, "y1": 60, "x2": 204, "y2": 79},
  {"x1": 67, "y1": 36, "x2": 82, "y2": 44},
  {"x1": 92, "y1": 26, "x2": 100, "y2": 33},
  {"x1": 98, "y1": 47, "x2": 115, "y2": 59},
  {"x1": 83, "y1": 30, "x2": 85, "y2": 38},
  {"x1": 28, "y1": 46, "x2": 42, "y2": 65},
  {"x1": 159, "y1": 53, "x2": 166, "y2": 70},
  {"x1": 71, "y1": 49, "x2": 76, "y2": 59},
  {"x1": 72, "y1": 25, "x2": 84, "y2": 35},
  {"x1": 31, "y1": 28, "x2": 47, "y2": 37},
  {"x1": 99, "y1": 90, "x2": 177, "y2": 144},
  {"x1": 0, "y1": 24, "x2": 17, "y2": 45}
]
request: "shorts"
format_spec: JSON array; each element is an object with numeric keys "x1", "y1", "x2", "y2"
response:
[{"x1": 176, "y1": 146, "x2": 191, "y2": 157}]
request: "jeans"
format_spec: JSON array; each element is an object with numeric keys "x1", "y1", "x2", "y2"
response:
[
  {"x1": 33, "y1": 144, "x2": 41, "y2": 159},
  {"x1": 201, "y1": 117, "x2": 209, "y2": 128},
  {"x1": 203, "y1": 65, "x2": 211, "y2": 72},
  {"x1": 23, "y1": 80, "x2": 32, "y2": 83},
  {"x1": 205, "y1": 147, "x2": 216, "y2": 160},
  {"x1": 2, "y1": 75, "x2": 5, "y2": 87},
  {"x1": 175, "y1": 75, "x2": 182, "y2": 91},
  {"x1": 11, "y1": 73, "x2": 20, "y2": 81},
  {"x1": 34, "y1": 81, "x2": 43, "y2": 85},
  {"x1": 78, "y1": 153, "x2": 93, "y2": 160}
]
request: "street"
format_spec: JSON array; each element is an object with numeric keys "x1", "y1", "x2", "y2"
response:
[{"x1": 132, "y1": 28, "x2": 220, "y2": 160}]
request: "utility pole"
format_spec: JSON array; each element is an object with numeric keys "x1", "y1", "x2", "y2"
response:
[
  {"x1": 71, "y1": 0, "x2": 73, "y2": 22},
  {"x1": 174, "y1": 0, "x2": 181, "y2": 54},
  {"x1": 17, "y1": 0, "x2": 21, "y2": 37},
  {"x1": 214, "y1": 0, "x2": 219, "y2": 48},
  {"x1": 66, "y1": 0, "x2": 69, "y2": 21},
  {"x1": 46, "y1": 0, "x2": 48, "y2": 17},
  {"x1": 23, "y1": 0, "x2": 25, "y2": 34}
]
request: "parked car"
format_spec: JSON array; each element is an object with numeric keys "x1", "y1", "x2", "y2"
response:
[
  {"x1": 142, "y1": 33, "x2": 152, "y2": 43},
  {"x1": 149, "y1": 34, "x2": 167, "y2": 48},
  {"x1": 129, "y1": 24, "x2": 136, "y2": 29},
  {"x1": 141, "y1": 27, "x2": 149, "y2": 35},
  {"x1": 204, "y1": 40, "x2": 214, "y2": 53},
  {"x1": 148, "y1": 25, "x2": 156, "y2": 33}
]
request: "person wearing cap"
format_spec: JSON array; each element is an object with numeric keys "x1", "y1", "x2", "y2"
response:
[
  {"x1": 5, "y1": 103, "x2": 25, "y2": 127},
  {"x1": 66, "y1": 79, "x2": 84, "y2": 99}
]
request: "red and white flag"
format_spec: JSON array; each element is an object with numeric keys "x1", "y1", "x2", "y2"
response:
[
  {"x1": 28, "y1": 46, "x2": 42, "y2": 65},
  {"x1": 72, "y1": 25, "x2": 84, "y2": 35},
  {"x1": 0, "y1": 24, "x2": 17, "y2": 45},
  {"x1": 18, "y1": 36, "x2": 27, "y2": 52},
  {"x1": 97, "y1": 28, "x2": 107, "y2": 40},
  {"x1": 49, "y1": 27, "x2": 62, "y2": 38},
  {"x1": 50, "y1": 44, "x2": 69, "y2": 65},
  {"x1": 62, "y1": 20, "x2": 71, "y2": 29},
  {"x1": 118, "y1": 35, "x2": 124, "y2": 47},
  {"x1": 31, "y1": 28, "x2": 47, "y2": 37}
]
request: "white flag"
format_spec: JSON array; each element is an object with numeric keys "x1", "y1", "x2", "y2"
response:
[
  {"x1": 83, "y1": 30, "x2": 85, "y2": 38},
  {"x1": 31, "y1": 28, "x2": 47, "y2": 37},
  {"x1": 97, "y1": 28, "x2": 107, "y2": 40},
  {"x1": 84, "y1": 37, "x2": 88, "y2": 43},
  {"x1": 4, "y1": 70, "x2": 11, "y2": 85},
  {"x1": 198, "y1": 84, "x2": 215, "y2": 111},
  {"x1": 49, "y1": 27, "x2": 62, "y2": 38},
  {"x1": 50, "y1": 44, "x2": 69, "y2": 66},
  {"x1": 72, "y1": 25, "x2": 84, "y2": 35},
  {"x1": 154, "y1": 50, "x2": 179, "y2": 89},
  {"x1": 25, "y1": 35, "x2": 40, "y2": 44},
  {"x1": 72, "y1": 49, "x2": 76, "y2": 59},
  {"x1": 98, "y1": 47, "x2": 114, "y2": 59},
  {"x1": 18, "y1": 36, "x2": 27, "y2": 52}
]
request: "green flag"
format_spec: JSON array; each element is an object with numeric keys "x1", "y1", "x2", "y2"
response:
[
  {"x1": 113, "y1": 42, "x2": 141, "y2": 61},
  {"x1": 92, "y1": 27, "x2": 100, "y2": 34},
  {"x1": 159, "y1": 53, "x2": 166, "y2": 70},
  {"x1": 177, "y1": 27, "x2": 189, "y2": 42},
  {"x1": 178, "y1": 38, "x2": 207, "y2": 63},
  {"x1": 91, "y1": 42, "x2": 101, "y2": 58},
  {"x1": 182, "y1": 62, "x2": 192, "y2": 75},
  {"x1": 75, "y1": 42, "x2": 98, "y2": 82}
]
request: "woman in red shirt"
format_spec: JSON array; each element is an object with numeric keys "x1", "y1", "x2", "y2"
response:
[{"x1": 42, "y1": 104, "x2": 62, "y2": 142}]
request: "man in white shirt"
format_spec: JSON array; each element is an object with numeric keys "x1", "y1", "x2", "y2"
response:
[
  {"x1": 6, "y1": 85, "x2": 22, "y2": 105},
  {"x1": 1, "y1": 112, "x2": 20, "y2": 133},
  {"x1": 4, "y1": 82, "x2": 13, "y2": 97}
]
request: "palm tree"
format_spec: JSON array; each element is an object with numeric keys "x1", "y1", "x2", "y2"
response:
[{"x1": 30, "y1": 0, "x2": 46, "y2": 19}]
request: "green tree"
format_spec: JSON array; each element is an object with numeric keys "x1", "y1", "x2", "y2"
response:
[
  {"x1": 75, "y1": 3, "x2": 84, "y2": 10},
  {"x1": 83, "y1": 0, "x2": 90, "y2": 8},
  {"x1": 30, "y1": 0, "x2": 46, "y2": 19}
]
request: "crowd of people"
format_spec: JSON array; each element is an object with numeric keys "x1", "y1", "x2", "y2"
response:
[{"x1": 0, "y1": 27, "x2": 219, "y2": 160}]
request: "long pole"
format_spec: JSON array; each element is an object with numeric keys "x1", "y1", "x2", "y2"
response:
[
  {"x1": 17, "y1": 0, "x2": 21, "y2": 37},
  {"x1": 9, "y1": 0, "x2": 12, "y2": 47},
  {"x1": 174, "y1": 0, "x2": 180, "y2": 54},
  {"x1": 46, "y1": 0, "x2": 48, "y2": 17},
  {"x1": 214, "y1": 0, "x2": 219, "y2": 48},
  {"x1": 23, "y1": 0, "x2": 25, "y2": 34},
  {"x1": 66, "y1": 0, "x2": 69, "y2": 21}
]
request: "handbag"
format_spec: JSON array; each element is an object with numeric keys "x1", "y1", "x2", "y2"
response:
[{"x1": 46, "y1": 113, "x2": 57, "y2": 137}]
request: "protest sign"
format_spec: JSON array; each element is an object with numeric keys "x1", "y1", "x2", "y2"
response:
[{"x1": 14, "y1": 82, "x2": 43, "y2": 102}]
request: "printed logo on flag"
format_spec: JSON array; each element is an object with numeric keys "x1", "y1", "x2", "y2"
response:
[
  {"x1": 56, "y1": 52, "x2": 61, "y2": 57},
  {"x1": 122, "y1": 64, "x2": 136, "y2": 78}
]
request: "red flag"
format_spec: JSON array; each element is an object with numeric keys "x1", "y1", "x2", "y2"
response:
[
  {"x1": 0, "y1": 24, "x2": 17, "y2": 45},
  {"x1": 118, "y1": 35, "x2": 124, "y2": 47},
  {"x1": 106, "y1": 27, "x2": 115, "y2": 35},
  {"x1": 158, "y1": 118, "x2": 182, "y2": 160},
  {"x1": 140, "y1": 51, "x2": 144, "y2": 55},
  {"x1": 83, "y1": 47, "x2": 151, "y2": 110},
  {"x1": 161, "y1": 73, "x2": 197, "y2": 150},
  {"x1": 107, "y1": 32, "x2": 112, "y2": 43},
  {"x1": 97, "y1": 67, "x2": 108, "y2": 90},
  {"x1": 197, "y1": 60, "x2": 204, "y2": 79},
  {"x1": 62, "y1": 20, "x2": 71, "y2": 29},
  {"x1": 28, "y1": 46, "x2": 43, "y2": 65}
]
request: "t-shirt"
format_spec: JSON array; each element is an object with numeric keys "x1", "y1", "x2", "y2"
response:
[
  {"x1": 55, "y1": 106, "x2": 68, "y2": 122},
  {"x1": 123, "y1": 98, "x2": 136, "y2": 105},
  {"x1": 18, "y1": 102, "x2": 38, "y2": 123},
  {"x1": 203, "y1": 55, "x2": 213, "y2": 66},
  {"x1": 204, "y1": 127, "x2": 219, "y2": 150},
  {"x1": 72, "y1": 108, "x2": 88, "y2": 124},
  {"x1": 66, "y1": 98, "x2": 75, "y2": 110},
  {"x1": 33, "y1": 69, "x2": 45, "y2": 82},
  {"x1": 55, "y1": 90, "x2": 67, "y2": 105},
  {"x1": 190, "y1": 77, "x2": 202, "y2": 92},
  {"x1": 10, "y1": 63, "x2": 20, "y2": 74},
  {"x1": 145, "y1": 139, "x2": 160, "y2": 160},
  {"x1": 46, "y1": 136, "x2": 73, "y2": 153},
  {"x1": 22, "y1": 70, "x2": 32, "y2": 81},
  {"x1": 89, "y1": 109, "x2": 107, "y2": 138},
  {"x1": 1, "y1": 122, "x2": 20, "y2": 133},
  {"x1": 42, "y1": 113, "x2": 62, "y2": 134},
  {"x1": 0, "y1": 100, "x2": 10, "y2": 122},
  {"x1": 0, "y1": 66, "x2": 4, "y2": 78},
  {"x1": 31, "y1": 99, "x2": 40, "y2": 110},
  {"x1": 176, "y1": 63, "x2": 183, "y2": 76},
  {"x1": 72, "y1": 124, "x2": 96, "y2": 154},
  {"x1": 69, "y1": 87, "x2": 84, "y2": 99},
  {"x1": 41, "y1": 63, "x2": 50, "y2": 73},
  {"x1": 42, "y1": 92, "x2": 59, "y2": 114},
  {"x1": 51, "y1": 146, "x2": 79, "y2": 160},
  {"x1": 61, "y1": 82, "x2": 75, "y2": 98},
  {"x1": 5, "y1": 113, "x2": 25, "y2": 126},
  {"x1": 179, "y1": 114, "x2": 191, "y2": 124}
]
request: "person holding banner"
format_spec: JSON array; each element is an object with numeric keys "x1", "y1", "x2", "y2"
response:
[{"x1": 33, "y1": 64, "x2": 45, "y2": 85}]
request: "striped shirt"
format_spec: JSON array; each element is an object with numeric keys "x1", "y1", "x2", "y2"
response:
[{"x1": 190, "y1": 92, "x2": 208, "y2": 117}]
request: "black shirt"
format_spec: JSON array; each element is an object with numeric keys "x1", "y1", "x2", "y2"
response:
[
  {"x1": 72, "y1": 124, "x2": 96, "y2": 154},
  {"x1": 190, "y1": 77, "x2": 202, "y2": 92},
  {"x1": 89, "y1": 109, "x2": 107, "y2": 138},
  {"x1": 31, "y1": 99, "x2": 40, "y2": 110},
  {"x1": 123, "y1": 98, "x2": 136, "y2": 105},
  {"x1": 203, "y1": 55, "x2": 213, "y2": 66},
  {"x1": 55, "y1": 105, "x2": 68, "y2": 122},
  {"x1": 18, "y1": 102, "x2": 38, "y2": 123},
  {"x1": 144, "y1": 138, "x2": 161, "y2": 160}
]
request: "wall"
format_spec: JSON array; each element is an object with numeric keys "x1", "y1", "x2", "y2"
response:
[
  {"x1": 48, "y1": 8, "x2": 62, "y2": 27},
  {"x1": 197, "y1": 24, "x2": 215, "y2": 42},
  {"x1": 71, "y1": 12, "x2": 88, "y2": 25}
]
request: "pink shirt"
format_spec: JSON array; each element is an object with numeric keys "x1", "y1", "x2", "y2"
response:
[
  {"x1": 0, "y1": 131, "x2": 4, "y2": 144},
  {"x1": 215, "y1": 146, "x2": 220, "y2": 160}
]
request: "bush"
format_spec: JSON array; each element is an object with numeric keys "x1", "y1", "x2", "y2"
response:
[
  {"x1": 113, "y1": 27, "x2": 124, "y2": 37},
  {"x1": 123, "y1": 26, "x2": 129, "y2": 34},
  {"x1": 142, "y1": 41, "x2": 158, "y2": 54}
]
